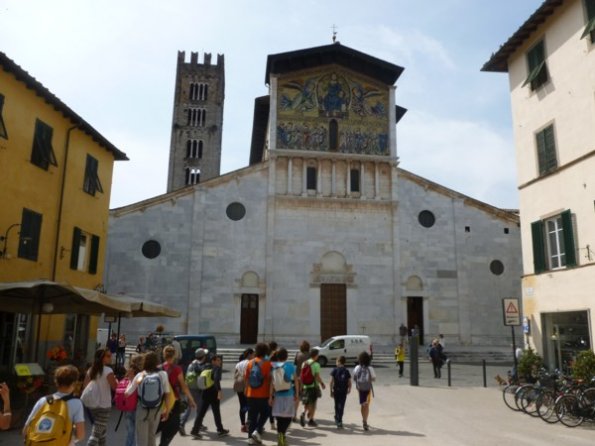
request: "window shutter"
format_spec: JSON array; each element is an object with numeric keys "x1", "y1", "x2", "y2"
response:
[
  {"x1": 543, "y1": 126, "x2": 557, "y2": 172},
  {"x1": 561, "y1": 210, "x2": 576, "y2": 267},
  {"x1": 531, "y1": 220, "x2": 547, "y2": 273},
  {"x1": 18, "y1": 209, "x2": 42, "y2": 261},
  {"x1": 536, "y1": 130, "x2": 547, "y2": 174},
  {"x1": 581, "y1": 0, "x2": 595, "y2": 39},
  {"x1": 70, "y1": 227, "x2": 81, "y2": 270},
  {"x1": 0, "y1": 94, "x2": 7, "y2": 139},
  {"x1": 89, "y1": 235, "x2": 100, "y2": 274}
]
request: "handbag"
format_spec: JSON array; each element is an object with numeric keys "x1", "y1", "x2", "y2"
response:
[{"x1": 80, "y1": 380, "x2": 100, "y2": 408}]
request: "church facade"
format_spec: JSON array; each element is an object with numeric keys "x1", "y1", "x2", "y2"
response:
[{"x1": 105, "y1": 44, "x2": 522, "y2": 350}]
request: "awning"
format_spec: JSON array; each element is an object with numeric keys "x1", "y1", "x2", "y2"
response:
[
  {"x1": 104, "y1": 294, "x2": 181, "y2": 318},
  {"x1": 0, "y1": 280, "x2": 131, "y2": 314}
]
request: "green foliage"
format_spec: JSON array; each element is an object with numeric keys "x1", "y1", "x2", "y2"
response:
[
  {"x1": 518, "y1": 347, "x2": 543, "y2": 380},
  {"x1": 572, "y1": 350, "x2": 595, "y2": 381}
]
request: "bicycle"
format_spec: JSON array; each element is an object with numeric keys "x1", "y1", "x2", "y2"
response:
[{"x1": 554, "y1": 386, "x2": 595, "y2": 427}]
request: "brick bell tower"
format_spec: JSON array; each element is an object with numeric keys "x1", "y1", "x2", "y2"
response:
[{"x1": 167, "y1": 51, "x2": 225, "y2": 192}]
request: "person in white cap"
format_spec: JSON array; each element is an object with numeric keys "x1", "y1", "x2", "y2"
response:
[{"x1": 179, "y1": 348, "x2": 208, "y2": 436}]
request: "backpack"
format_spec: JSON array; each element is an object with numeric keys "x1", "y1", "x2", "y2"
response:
[
  {"x1": 186, "y1": 360, "x2": 207, "y2": 390},
  {"x1": 272, "y1": 364, "x2": 291, "y2": 392},
  {"x1": 197, "y1": 368, "x2": 215, "y2": 390},
  {"x1": 248, "y1": 359, "x2": 265, "y2": 388},
  {"x1": 138, "y1": 372, "x2": 164, "y2": 409},
  {"x1": 354, "y1": 366, "x2": 372, "y2": 391},
  {"x1": 114, "y1": 378, "x2": 137, "y2": 412},
  {"x1": 25, "y1": 394, "x2": 74, "y2": 446},
  {"x1": 233, "y1": 367, "x2": 245, "y2": 392},
  {"x1": 300, "y1": 361, "x2": 315, "y2": 386},
  {"x1": 333, "y1": 367, "x2": 350, "y2": 393}
]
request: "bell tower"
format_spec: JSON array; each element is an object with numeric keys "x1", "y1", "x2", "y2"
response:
[{"x1": 167, "y1": 51, "x2": 225, "y2": 192}]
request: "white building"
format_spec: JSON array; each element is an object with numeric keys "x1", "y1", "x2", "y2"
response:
[
  {"x1": 483, "y1": 0, "x2": 595, "y2": 370},
  {"x1": 105, "y1": 43, "x2": 522, "y2": 351}
]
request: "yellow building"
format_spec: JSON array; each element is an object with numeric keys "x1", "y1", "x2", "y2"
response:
[{"x1": 0, "y1": 51, "x2": 127, "y2": 371}]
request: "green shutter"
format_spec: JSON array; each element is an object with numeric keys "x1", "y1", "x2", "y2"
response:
[
  {"x1": 561, "y1": 210, "x2": 576, "y2": 267},
  {"x1": 522, "y1": 41, "x2": 548, "y2": 89},
  {"x1": 70, "y1": 227, "x2": 81, "y2": 270},
  {"x1": 531, "y1": 220, "x2": 547, "y2": 273},
  {"x1": 18, "y1": 209, "x2": 42, "y2": 261},
  {"x1": 536, "y1": 130, "x2": 547, "y2": 174},
  {"x1": 0, "y1": 94, "x2": 7, "y2": 139},
  {"x1": 581, "y1": 0, "x2": 595, "y2": 39},
  {"x1": 536, "y1": 126, "x2": 557, "y2": 175},
  {"x1": 89, "y1": 235, "x2": 100, "y2": 274}
]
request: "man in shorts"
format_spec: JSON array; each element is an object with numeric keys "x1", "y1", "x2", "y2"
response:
[{"x1": 299, "y1": 348, "x2": 325, "y2": 427}]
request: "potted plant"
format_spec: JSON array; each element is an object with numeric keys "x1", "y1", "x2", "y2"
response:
[
  {"x1": 572, "y1": 350, "x2": 595, "y2": 382},
  {"x1": 518, "y1": 347, "x2": 543, "y2": 383}
]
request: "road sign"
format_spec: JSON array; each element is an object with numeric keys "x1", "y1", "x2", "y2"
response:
[{"x1": 502, "y1": 298, "x2": 521, "y2": 326}]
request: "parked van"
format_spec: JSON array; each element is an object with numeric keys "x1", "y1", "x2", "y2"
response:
[
  {"x1": 174, "y1": 334, "x2": 217, "y2": 370},
  {"x1": 314, "y1": 335, "x2": 373, "y2": 367}
]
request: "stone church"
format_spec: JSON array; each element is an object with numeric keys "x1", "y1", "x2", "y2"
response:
[{"x1": 104, "y1": 43, "x2": 522, "y2": 351}]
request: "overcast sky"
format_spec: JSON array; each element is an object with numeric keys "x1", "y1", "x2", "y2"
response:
[{"x1": 1, "y1": 1, "x2": 543, "y2": 209}]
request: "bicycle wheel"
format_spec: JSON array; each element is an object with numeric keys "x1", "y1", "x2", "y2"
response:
[
  {"x1": 520, "y1": 386, "x2": 541, "y2": 417},
  {"x1": 536, "y1": 389, "x2": 558, "y2": 423},
  {"x1": 556, "y1": 394, "x2": 584, "y2": 427},
  {"x1": 580, "y1": 387, "x2": 595, "y2": 406},
  {"x1": 515, "y1": 384, "x2": 534, "y2": 412},
  {"x1": 503, "y1": 384, "x2": 521, "y2": 411}
]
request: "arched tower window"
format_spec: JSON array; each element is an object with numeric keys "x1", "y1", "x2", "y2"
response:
[
  {"x1": 329, "y1": 119, "x2": 338, "y2": 152},
  {"x1": 198, "y1": 140, "x2": 203, "y2": 158},
  {"x1": 187, "y1": 108, "x2": 206, "y2": 127},
  {"x1": 185, "y1": 167, "x2": 201, "y2": 185}
]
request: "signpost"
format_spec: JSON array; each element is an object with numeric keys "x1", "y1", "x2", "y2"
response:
[{"x1": 502, "y1": 298, "x2": 521, "y2": 378}]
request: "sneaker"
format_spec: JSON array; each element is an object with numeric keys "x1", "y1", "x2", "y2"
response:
[
  {"x1": 190, "y1": 429, "x2": 202, "y2": 439},
  {"x1": 251, "y1": 431, "x2": 263, "y2": 444},
  {"x1": 307, "y1": 419, "x2": 318, "y2": 427},
  {"x1": 299, "y1": 413, "x2": 306, "y2": 427},
  {"x1": 248, "y1": 438, "x2": 257, "y2": 445},
  {"x1": 337, "y1": 422, "x2": 343, "y2": 429},
  {"x1": 363, "y1": 422, "x2": 369, "y2": 431},
  {"x1": 241, "y1": 424, "x2": 248, "y2": 433},
  {"x1": 200, "y1": 425, "x2": 208, "y2": 432},
  {"x1": 179, "y1": 426, "x2": 187, "y2": 436},
  {"x1": 218, "y1": 429, "x2": 229, "y2": 437}
]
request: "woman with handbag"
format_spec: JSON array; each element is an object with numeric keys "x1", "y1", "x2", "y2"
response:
[{"x1": 81, "y1": 348, "x2": 117, "y2": 446}]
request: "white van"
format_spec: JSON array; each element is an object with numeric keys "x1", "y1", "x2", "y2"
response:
[{"x1": 314, "y1": 335, "x2": 373, "y2": 367}]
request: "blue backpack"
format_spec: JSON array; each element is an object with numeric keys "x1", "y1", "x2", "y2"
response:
[
  {"x1": 248, "y1": 360, "x2": 264, "y2": 388},
  {"x1": 333, "y1": 367, "x2": 350, "y2": 393}
]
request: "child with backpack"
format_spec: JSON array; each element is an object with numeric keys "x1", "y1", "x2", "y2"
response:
[
  {"x1": 125, "y1": 351, "x2": 171, "y2": 446},
  {"x1": 353, "y1": 351, "x2": 375, "y2": 431},
  {"x1": 329, "y1": 355, "x2": 351, "y2": 428},
  {"x1": 23, "y1": 365, "x2": 85, "y2": 446},
  {"x1": 269, "y1": 347, "x2": 299, "y2": 446}
]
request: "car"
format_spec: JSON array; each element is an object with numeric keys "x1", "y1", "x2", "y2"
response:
[
  {"x1": 314, "y1": 335, "x2": 373, "y2": 367},
  {"x1": 174, "y1": 334, "x2": 217, "y2": 370}
]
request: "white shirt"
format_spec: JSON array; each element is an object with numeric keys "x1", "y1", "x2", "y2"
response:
[
  {"x1": 353, "y1": 365, "x2": 376, "y2": 384},
  {"x1": 90, "y1": 366, "x2": 114, "y2": 408}
]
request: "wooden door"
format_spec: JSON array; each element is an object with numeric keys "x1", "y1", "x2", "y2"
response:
[
  {"x1": 320, "y1": 284, "x2": 346, "y2": 342},
  {"x1": 407, "y1": 297, "x2": 424, "y2": 346},
  {"x1": 240, "y1": 294, "x2": 258, "y2": 344}
]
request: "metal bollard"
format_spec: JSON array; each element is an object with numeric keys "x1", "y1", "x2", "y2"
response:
[
  {"x1": 447, "y1": 360, "x2": 451, "y2": 387},
  {"x1": 482, "y1": 359, "x2": 487, "y2": 388},
  {"x1": 409, "y1": 331, "x2": 419, "y2": 386}
]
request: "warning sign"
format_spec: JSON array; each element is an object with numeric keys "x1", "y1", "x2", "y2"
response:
[{"x1": 502, "y1": 298, "x2": 521, "y2": 326}]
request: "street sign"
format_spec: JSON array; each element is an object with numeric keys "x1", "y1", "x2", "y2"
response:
[{"x1": 502, "y1": 298, "x2": 521, "y2": 326}]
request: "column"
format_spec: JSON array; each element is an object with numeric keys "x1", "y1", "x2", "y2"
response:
[
  {"x1": 331, "y1": 160, "x2": 336, "y2": 197},
  {"x1": 346, "y1": 160, "x2": 351, "y2": 198},
  {"x1": 374, "y1": 162, "x2": 379, "y2": 199},
  {"x1": 361, "y1": 162, "x2": 366, "y2": 199},
  {"x1": 287, "y1": 158, "x2": 293, "y2": 195}
]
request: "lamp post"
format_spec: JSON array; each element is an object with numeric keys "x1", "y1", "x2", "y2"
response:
[{"x1": 0, "y1": 223, "x2": 21, "y2": 258}]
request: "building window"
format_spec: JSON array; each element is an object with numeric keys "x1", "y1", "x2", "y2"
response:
[
  {"x1": 187, "y1": 108, "x2": 206, "y2": 127},
  {"x1": 582, "y1": 0, "x2": 595, "y2": 42},
  {"x1": 226, "y1": 202, "x2": 246, "y2": 221},
  {"x1": 531, "y1": 210, "x2": 576, "y2": 273},
  {"x1": 186, "y1": 140, "x2": 204, "y2": 158},
  {"x1": 307, "y1": 167, "x2": 317, "y2": 190},
  {"x1": 350, "y1": 168, "x2": 360, "y2": 192},
  {"x1": 70, "y1": 227, "x2": 100, "y2": 274},
  {"x1": 489, "y1": 260, "x2": 505, "y2": 276},
  {"x1": 329, "y1": 120, "x2": 338, "y2": 151},
  {"x1": 31, "y1": 119, "x2": 58, "y2": 170},
  {"x1": 523, "y1": 40, "x2": 549, "y2": 90},
  {"x1": 189, "y1": 83, "x2": 208, "y2": 101},
  {"x1": 0, "y1": 93, "x2": 8, "y2": 139},
  {"x1": 536, "y1": 125, "x2": 557, "y2": 175},
  {"x1": 185, "y1": 167, "x2": 200, "y2": 185},
  {"x1": 18, "y1": 208, "x2": 42, "y2": 261},
  {"x1": 418, "y1": 210, "x2": 436, "y2": 228},
  {"x1": 142, "y1": 240, "x2": 161, "y2": 259},
  {"x1": 83, "y1": 154, "x2": 103, "y2": 196}
]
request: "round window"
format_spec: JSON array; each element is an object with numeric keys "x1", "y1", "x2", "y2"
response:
[
  {"x1": 226, "y1": 202, "x2": 246, "y2": 221},
  {"x1": 418, "y1": 210, "x2": 436, "y2": 228},
  {"x1": 490, "y1": 260, "x2": 505, "y2": 276},
  {"x1": 142, "y1": 240, "x2": 161, "y2": 259}
]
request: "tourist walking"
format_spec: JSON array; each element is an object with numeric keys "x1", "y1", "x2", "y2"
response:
[
  {"x1": 429, "y1": 339, "x2": 443, "y2": 379},
  {"x1": 125, "y1": 351, "x2": 171, "y2": 446},
  {"x1": 119, "y1": 354, "x2": 143, "y2": 446},
  {"x1": 395, "y1": 343, "x2": 405, "y2": 377},
  {"x1": 270, "y1": 347, "x2": 298, "y2": 446},
  {"x1": 234, "y1": 348, "x2": 254, "y2": 433},
  {"x1": 293, "y1": 340, "x2": 310, "y2": 419},
  {"x1": 329, "y1": 355, "x2": 351, "y2": 428},
  {"x1": 299, "y1": 348, "x2": 325, "y2": 428},
  {"x1": 117, "y1": 334, "x2": 127, "y2": 368},
  {"x1": 353, "y1": 351, "x2": 375, "y2": 431},
  {"x1": 245, "y1": 342, "x2": 272, "y2": 444},
  {"x1": 81, "y1": 348, "x2": 117, "y2": 445},
  {"x1": 190, "y1": 354, "x2": 229, "y2": 439},
  {"x1": 179, "y1": 348, "x2": 208, "y2": 436}
]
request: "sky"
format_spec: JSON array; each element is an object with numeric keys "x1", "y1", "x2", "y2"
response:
[{"x1": 0, "y1": 0, "x2": 544, "y2": 210}]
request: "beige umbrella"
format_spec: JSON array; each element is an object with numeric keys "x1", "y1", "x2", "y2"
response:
[{"x1": 103, "y1": 294, "x2": 181, "y2": 318}]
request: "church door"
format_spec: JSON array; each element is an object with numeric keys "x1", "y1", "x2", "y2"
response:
[
  {"x1": 407, "y1": 297, "x2": 424, "y2": 346},
  {"x1": 320, "y1": 284, "x2": 346, "y2": 342},
  {"x1": 240, "y1": 294, "x2": 258, "y2": 344}
]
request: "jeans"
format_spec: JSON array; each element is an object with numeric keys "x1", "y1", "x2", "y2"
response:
[
  {"x1": 237, "y1": 392, "x2": 248, "y2": 426},
  {"x1": 333, "y1": 392, "x2": 347, "y2": 423},
  {"x1": 158, "y1": 400, "x2": 181, "y2": 446},
  {"x1": 193, "y1": 388, "x2": 224, "y2": 433},
  {"x1": 247, "y1": 397, "x2": 269, "y2": 437},
  {"x1": 124, "y1": 411, "x2": 135, "y2": 446},
  {"x1": 180, "y1": 388, "x2": 202, "y2": 428}
]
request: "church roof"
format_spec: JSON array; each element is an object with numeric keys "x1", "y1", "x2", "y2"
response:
[
  {"x1": 482, "y1": 0, "x2": 564, "y2": 72},
  {"x1": 265, "y1": 42, "x2": 404, "y2": 85}
]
